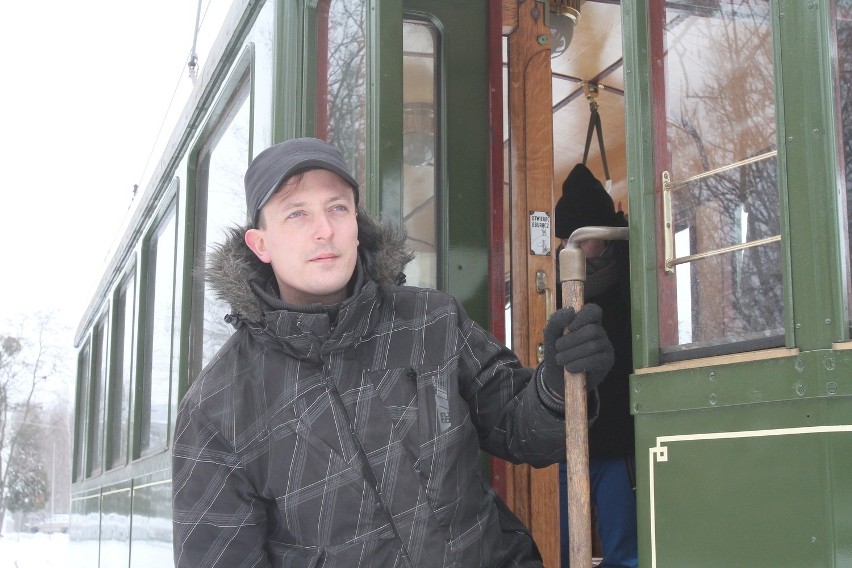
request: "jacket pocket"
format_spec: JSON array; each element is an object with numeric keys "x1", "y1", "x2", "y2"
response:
[
  {"x1": 366, "y1": 361, "x2": 480, "y2": 530},
  {"x1": 363, "y1": 362, "x2": 458, "y2": 469}
]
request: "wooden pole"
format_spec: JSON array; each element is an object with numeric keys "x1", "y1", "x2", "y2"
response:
[
  {"x1": 559, "y1": 226, "x2": 628, "y2": 568},
  {"x1": 559, "y1": 244, "x2": 592, "y2": 568}
]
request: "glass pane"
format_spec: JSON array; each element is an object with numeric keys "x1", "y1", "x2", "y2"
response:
[
  {"x1": 199, "y1": 91, "x2": 250, "y2": 369},
  {"x1": 402, "y1": 20, "x2": 438, "y2": 289},
  {"x1": 659, "y1": 0, "x2": 782, "y2": 355},
  {"x1": 317, "y1": 0, "x2": 367, "y2": 190},
  {"x1": 108, "y1": 272, "x2": 135, "y2": 469},
  {"x1": 503, "y1": 36, "x2": 513, "y2": 349},
  {"x1": 140, "y1": 208, "x2": 177, "y2": 456},
  {"x1": 87, "y1": 316, "x2": 108, "y2": 476},
  {"x1": 837, "y1": 0, "x2": 852, "y2": 328},
  {"x1": 100, "y1": 487, "x2": 131, "y2": 566},
  {"x1": 129, "y1": 481, "x2": 173, "y2": 568},
  {"x1": 70, "y1": 489, "x2": 100, "y2": 566},
  {"x1": 73, "y1": 343, "x2": 90, "y2": 481}
]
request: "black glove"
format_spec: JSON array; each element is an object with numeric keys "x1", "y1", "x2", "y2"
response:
[{"x1": 541, "y1": 304, "x2": 614, "y2": 398}]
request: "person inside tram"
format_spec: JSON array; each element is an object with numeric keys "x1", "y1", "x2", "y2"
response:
[
  {"x1": 554, "y1": 163, "x2": 637, "y2": 568},
  {"x1": 171, "y1": 137, "x2": 614, "y2": 567}
]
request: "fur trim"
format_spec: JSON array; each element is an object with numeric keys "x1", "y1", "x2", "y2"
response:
[{"x1": 206, "y1": 207, "x2": 413, "y2": 322}]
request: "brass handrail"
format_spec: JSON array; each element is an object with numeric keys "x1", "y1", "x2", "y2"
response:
[
  {"x1": 665, "y1": 235, "x2": 781, "y2": 271},
  {"x1": 666, "y1": 150, "x2": 777, "y2": 190},
  {"x1": 662, "y1": 150, "x2": 779, "y2": 274}
]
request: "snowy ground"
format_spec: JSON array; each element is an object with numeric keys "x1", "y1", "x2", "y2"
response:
[{"x1": 0, "y1": 532, "x2": 69, "y2": 568}]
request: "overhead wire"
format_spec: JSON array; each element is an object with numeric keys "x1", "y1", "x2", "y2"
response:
[{"x1": 134, "y1": 0, "x2": 214, "y2": 196}]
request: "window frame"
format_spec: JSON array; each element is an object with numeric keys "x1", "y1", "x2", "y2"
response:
[
  {"x1": 106, "y1": 264, "x2": 137, "y2": 470},
  {"x1": 135, "y1": 191, "x2": 179, "y2": 460}
]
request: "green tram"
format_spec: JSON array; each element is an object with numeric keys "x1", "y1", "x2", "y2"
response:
[{"x1": 70, "y1": 0, "x2": 852, "y2": 565}]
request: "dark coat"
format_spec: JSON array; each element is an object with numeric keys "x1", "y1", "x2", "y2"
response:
[
  {"x1": 557, "y1": 241, "x2": 634, "y2": 459},
  {"x1": 172, "y1": 212, "x2": 567, "y2": 567}
]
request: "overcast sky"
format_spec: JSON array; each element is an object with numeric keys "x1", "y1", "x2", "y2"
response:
[
  {"x1": 0, "y1": 1, "x2": 227, "y2": 391},
  {"x1": 0, "y1": 3, "x2": 230, "y2": 324}
]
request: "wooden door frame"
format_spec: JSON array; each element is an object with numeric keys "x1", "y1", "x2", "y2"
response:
[{"x1": 500, "y1": 0, "x2": 561, "y2": 565}]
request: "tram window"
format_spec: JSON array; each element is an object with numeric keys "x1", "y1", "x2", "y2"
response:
[
  {"x1": 86, "y1": 314, "x2": 108, "y2": 477},
  {"x1": 316, "y1": 0, "x2": 367, "y2": 191},
  {"x1": 836, "y1": 0, "x2": 852, "y2": 329},
  {"x1": 138, "y1": 205, "x2": 177, "y2": 457},
  {"x1": 194, "y1": 86, "x2": 250, "y2": 372},
  {"x1": 655, "y1": 0, "x2": 783, "y2": 359},
  {"x1": 402, "y1": 20, "x2": 438, "y2": 289},
  {"x1": 107, "y1": 270, "x2": 135, "y2": 469},
  {"x1": 73, "y1": 341, "x2": 91, "y2": 482}
]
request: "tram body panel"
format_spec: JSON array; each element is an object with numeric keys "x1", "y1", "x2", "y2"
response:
[{"x1": 635, "y1": 391, "x2": 852, "y2": 567}]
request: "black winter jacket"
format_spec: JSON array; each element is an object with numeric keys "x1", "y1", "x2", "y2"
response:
[
  {"x1": 585, "y1": 243, "x2": 634, "y2": 460},
  {"x1": 172, "y1": 212, "x2": 567, "y2": 567}
]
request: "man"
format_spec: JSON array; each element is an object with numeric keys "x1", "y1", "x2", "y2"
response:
[
  {"x1": 172, "y1": 138, "x2": 614, "y2": 567},
  {"x1": 555, "y1": 163, "x2": 637, "y2": 568}
]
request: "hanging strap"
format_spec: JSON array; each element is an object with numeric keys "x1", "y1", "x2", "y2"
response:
[{"x1": 582, "y1": 82, "x2": 612, "y2": 192}]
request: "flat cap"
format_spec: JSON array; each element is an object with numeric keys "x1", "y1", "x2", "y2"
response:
[{"x1": 244, "y1": 138, "x2": 359, "y2": 227}]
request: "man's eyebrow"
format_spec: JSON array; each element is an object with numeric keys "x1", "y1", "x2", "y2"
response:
[{"x1": 281, "y1": 193, "x2": 351, "y2": 209}]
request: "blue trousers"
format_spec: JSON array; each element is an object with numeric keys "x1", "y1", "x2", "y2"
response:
[{"x1": 560, "y1": 457, "x2": 638, "y2": 567}]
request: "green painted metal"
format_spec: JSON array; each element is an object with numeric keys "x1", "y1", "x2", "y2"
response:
[
  {"x1": 404, "y1": 0, "x2": 490, "y2": 321},
  {"x1": 623, "y1": 0, "x2": 852, "y2": 565},
  {"x1": 634, "y1": 395, "x2": 852, "y2": 567},
  {"x1": 231, "y1": 0, "x2": 489, "y2": 325},
  {"x1": 364, "y1": 0, "x2": 490, "y2": 321},
  {"x1": 276, "y1": 0, "x2": 305, "y2": 142},
  {"x1": 769, "y1": 0, "x2": 798, "y2": 350},
  {"x1": 70, "y1": 487, "x2": 101, "y2": 567},
  {"x1": 129, "y1": 471, "x2": 173, "y2": 565},
  {"x1": 621, "y1": 0, "x2": 660, "y2": 370},
  {"x1": 631, "y1": 348, "x2": 852, "y2": 415},
  {"x1": 99, "y1": 481, "x2": 132, "y2": 567},
  {"x1": 777, "y1": 0, "x2": 847, "y2": 349},
  {"x1": 70, "y1": 448, "x2": 171, "y2": 496},
  {"x1": 623, "y1": 0, "x2": 849, "y2": 363},
  {"x1": 70, "y1": 460, "x2": 172, "y2": 565},
  {"x1": 368, "y1": 1, "x2": 404, "y2": 221}
]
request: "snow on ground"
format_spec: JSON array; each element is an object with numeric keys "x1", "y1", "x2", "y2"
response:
[{"x1": 0, "y1": 532, "x2": 69, "y2": 568}]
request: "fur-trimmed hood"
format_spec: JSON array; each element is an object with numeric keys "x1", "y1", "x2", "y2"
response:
[{"x1": 206, "y1": 208, "x2": 413, "y2": 322}]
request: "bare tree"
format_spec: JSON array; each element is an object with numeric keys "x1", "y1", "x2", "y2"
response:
[
  {"x1": 665, "y1": 0, "x2": 782, "y2": 345},
  {"x1": 0, "y1": 313, "x2": 68, "y2": 535}
]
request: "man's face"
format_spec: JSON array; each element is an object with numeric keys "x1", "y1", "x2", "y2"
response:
[{"x1": 245, "y1": 169, "x2": 359, "y2": 305}]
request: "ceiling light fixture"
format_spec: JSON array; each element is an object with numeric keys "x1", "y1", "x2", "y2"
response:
[{"x1": 550, "y1": 1, "x2": 582, "y2": 59}]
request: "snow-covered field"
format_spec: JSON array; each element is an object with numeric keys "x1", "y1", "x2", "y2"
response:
[
  {"x1": 0, "y1": 532, "x2": 173, "y2": 568},
  {"x1": 0, "y1": 532, "x2": 69, "y2": 568}
]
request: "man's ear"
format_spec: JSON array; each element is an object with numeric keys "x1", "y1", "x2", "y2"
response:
[{"x1": 245, "y1": 228, "x2": 272, "y2": 263}]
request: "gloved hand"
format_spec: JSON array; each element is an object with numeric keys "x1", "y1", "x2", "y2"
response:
[{"x1": 541, "y1": 304, "x2": 614, "y2": 398}]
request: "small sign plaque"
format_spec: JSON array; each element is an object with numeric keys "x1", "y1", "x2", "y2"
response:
[{"x1": 529, "y1": 211, "x2": 551, "y2": 256}]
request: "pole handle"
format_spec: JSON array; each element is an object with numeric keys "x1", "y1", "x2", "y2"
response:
[{"x1": 559, "y1": 248, "x2": 592, "y2": 568}]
